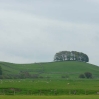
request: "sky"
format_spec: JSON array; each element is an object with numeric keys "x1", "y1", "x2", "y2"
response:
[{"x1": 0, "y1": 0, "x2": 99, "y2": 65}]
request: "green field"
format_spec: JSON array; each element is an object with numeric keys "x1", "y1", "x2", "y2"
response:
[
  {"x1": 1, "y1": 61, "x2": 99, "y2": 79},
  {"x1": 0, "y1": 79, "x2": 99, "y2": 95},
  {"x1": 0, "y1": 95, "x2": 99, "y2": 99},
  {"x1": 0, "y1": 61, "x2": 99, "y2": 95}
]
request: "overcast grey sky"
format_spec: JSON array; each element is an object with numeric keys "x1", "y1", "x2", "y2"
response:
[{"x1": 0, "y1": 0, "x2": 99, "y2": 65}]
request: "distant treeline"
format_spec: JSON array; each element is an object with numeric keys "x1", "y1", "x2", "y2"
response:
[{"x1": 54, "y1": 51, "x2": 89, "y2": 62}]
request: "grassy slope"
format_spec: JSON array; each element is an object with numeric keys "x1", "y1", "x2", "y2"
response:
[
  {"x1": 0, "y1": 95, "x2": 99, "y2": 99},
  {"x1": 0, "y1": 61, "x2": 99, "y2": 79}
]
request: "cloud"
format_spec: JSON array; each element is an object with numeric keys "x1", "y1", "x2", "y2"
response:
[
  {"x1": 0, "y1": 0, "x2": 99, "y2": 65},
  {"x1": 86, "y1": 0, "x2": 99, "y2": 3}
]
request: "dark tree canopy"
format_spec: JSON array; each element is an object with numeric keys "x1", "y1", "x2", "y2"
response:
[
  {"x1": 54, "y1": 51, "x2": 89, "y2": 62},
  {"x1": 0, "y1": 66, "x2": 2, "y2": 75},
  {"x1": 84, "y1": 72, "x2": 92, "y2": 78}
]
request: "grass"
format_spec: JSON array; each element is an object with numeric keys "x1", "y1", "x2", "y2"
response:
[
  {"x1": 0, "y1": 95, "x2": 99, "y2": 99},
  {"x1": 0, "y1": 79, "x2": 99, "y2": 95},
  {"x1": 0, "y1": 61, "x2": 99, "y2": 95},
  {"x1": 1, "y1": 61, "x2": 99, "y2": 79}
]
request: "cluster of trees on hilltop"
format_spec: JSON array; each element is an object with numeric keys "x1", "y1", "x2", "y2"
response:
[{"x1": 54, "y1": 51, "x2": 89, "y2": 62}]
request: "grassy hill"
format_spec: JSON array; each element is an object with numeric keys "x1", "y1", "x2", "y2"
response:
[{"x1": 0, "y1": 61, "x2": 99, "y2": 79}]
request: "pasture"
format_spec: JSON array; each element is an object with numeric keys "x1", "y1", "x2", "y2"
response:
[
  {"x1": 1, "y1": 61, "x2": 99, "y2": 79},
  {"x1": 0, "y1": 79, "x2": 99, "y2": 95},
  {"x1": 0, "y1": 61, "x2": 99, "y2": 96},
  {"x1": 0, "y1": 95, "x2": 99, "y2": 99}
]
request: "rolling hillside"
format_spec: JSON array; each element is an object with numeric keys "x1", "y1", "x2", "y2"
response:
[{"x1": 0, "y1": 61, "x2": 99, "y2": 79}]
